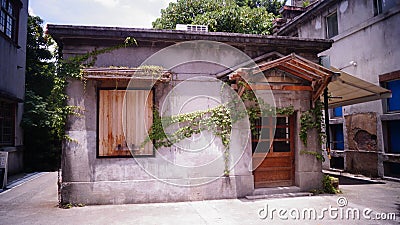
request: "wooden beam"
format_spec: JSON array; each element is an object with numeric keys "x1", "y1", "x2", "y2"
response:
[
  {"x1": 282, "y1": 61, "x2": 322, "y2": 79},
  {"x1": 254, "y1": 55, "x2": 293, "y2": 74},
  {"x1": 313, "y1": 77, "x2": 331, "y2": 102},
  {"x1": 238, "y1": 85, "x2": 245, "y2": 96},
  {"x1": 277, "y1": 65, "x2": 315, "y2": 82},
  {"x1": 265, "y1": 76, "x2": 304, "y2": 84},
  {"x1": 290, "y1": 59, "x2": 331, "y2": 78},
  {"x1": 291, "y1": 54, "x2": 334, "y2": 75},
  {"x1": 282, "y1": 86, "x2": 313, "y2": 91},
  {"x1": 248, "y1": 84, "x2": 312, "y2": 91}
]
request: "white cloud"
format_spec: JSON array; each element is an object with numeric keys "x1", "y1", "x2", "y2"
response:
[
  {"x1": 92, "y1": 0, "x2": 120, "y2": 8},
  {"x1": 28, "y1": 6, "x2": 36, "y2": 16}
]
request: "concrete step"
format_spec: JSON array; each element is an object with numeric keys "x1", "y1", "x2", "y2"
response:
[
  {"x1": 245, "y1": 192, "x2": 312, "y2": 200},
  {"x1": 252, "y1": 186, "x2": 301, "y2": 196}
]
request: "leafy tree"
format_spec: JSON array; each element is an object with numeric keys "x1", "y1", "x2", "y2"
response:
[
  {"x1": 23, "y1": 15, "x2": 59, "y2": 171},
  {"x1": 193, "y1": 5, "x2": 274, "y2": 34},
  {"x1": 152, "y1": 0, "x2": 280, "y2": 35},
  {"x1": 237, "y1": 0, "x2": 287, "y2": 16},
  {"x1": 152, "y1": 0, "x2": 223, "y2": 30}
]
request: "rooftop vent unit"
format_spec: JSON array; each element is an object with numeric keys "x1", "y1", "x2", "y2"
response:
[{"x1": 176, "y1": 24, "x2": 208, "y2": 32}]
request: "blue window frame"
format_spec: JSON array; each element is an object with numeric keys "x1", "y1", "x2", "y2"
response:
[
  {"x1": 387, "y1": 79, "x2": 400, "y2": 112},
  {"x1": 331, "y1": 124, "x2": 344, "y2": 150},
  {"x1": 333, "y1": 107, "x2": 343, "y2": 117},
  {"x1": 388, "y1": 120, "x2": 400, "y2": 153}
]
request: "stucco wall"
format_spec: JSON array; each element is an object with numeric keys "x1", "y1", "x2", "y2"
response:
[
  {"x1": 273, "y1": 90, "x2": 323, "y2": 191},
  {"x1": 61, "y1": 43, "x2": 257, "y2": 204},
  {"x1": 62, "y1": 80, "x2": 322, "y2": 204},
  {"x1": 55, "y1": 30, "x2": 329, "y2": 204}
]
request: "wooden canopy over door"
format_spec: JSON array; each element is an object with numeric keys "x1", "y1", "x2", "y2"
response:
[
  {"x1": 252, "y1": 115, "x2": 295, "y2": 188},
  {"x1": 229, "y1": 53, "x2": 337, "y2": 188}
]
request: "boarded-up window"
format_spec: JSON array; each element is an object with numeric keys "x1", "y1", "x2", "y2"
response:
[{"x1": 98, "y1": 89, "x2": 153, "y2": 157}]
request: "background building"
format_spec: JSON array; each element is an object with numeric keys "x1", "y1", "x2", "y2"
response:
[
  {"x1": 0, "y1": 0, "x2": 28, "y2": 175},
  {"x1": 276, "y1": 0, "x2": 400, "y2": 178}
]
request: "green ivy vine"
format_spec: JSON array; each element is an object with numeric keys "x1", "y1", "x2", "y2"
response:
[
  {"x1": 300, "y1": 100, "x2": 325, "y2": 146},
  {"x1": 299, "y1": 100, "x2": 326, "y2": 161},
  {"x1": 54, "y1": 37, "x2": 138, "y2": 141},
  {"x1": 240, "y1": 89, "x2": 295, "y2": 135},
  {"x1": 300, "y1": 150, "x2": 325, "y2": 162},
  {"x1": 144, "y1": 86, "x2": 295, "y2": 176},
  {"x1": 143, "y1": 105, "x2": 232, "y2": 175}
]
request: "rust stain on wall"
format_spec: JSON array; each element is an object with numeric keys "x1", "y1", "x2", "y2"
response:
[
  {"x1": 345, "y1": 112, "x2": 378, "y2": 151},
  {"x1": 353, "y1": 129, "x2": 377, "y2": 151}
]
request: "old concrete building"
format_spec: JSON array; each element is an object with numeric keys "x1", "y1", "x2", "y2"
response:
[
  {"x1": 276, "y1": 0, "x2": 400, "y2": 178},
  {"x1": 0, "y1": 0, "x2": 28, "y2": 176},
  {"x1": 47, "y1": 25, "x2": 342, "y2": 205}
]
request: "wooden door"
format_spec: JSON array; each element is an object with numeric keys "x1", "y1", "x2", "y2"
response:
[{"x1": 252, "y1": 115, "x2": 295, "y2": 188}]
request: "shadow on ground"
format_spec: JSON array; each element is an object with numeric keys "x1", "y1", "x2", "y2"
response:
[{"x1": 334, "y1": 176, "x2": 385, "y2": 185}]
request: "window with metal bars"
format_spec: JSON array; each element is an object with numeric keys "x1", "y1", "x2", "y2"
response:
[{"x1": 0, "y1": 100, "x2": 15, "y2": 146}]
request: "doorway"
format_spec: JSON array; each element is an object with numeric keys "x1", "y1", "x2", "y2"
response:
[{"x1": 252, "y1": 115, "x2": 295, "y2": 188}]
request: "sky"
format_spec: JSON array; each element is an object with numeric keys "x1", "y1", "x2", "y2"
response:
[
  {"x1": 29, "y1": 0, "x2": 175, "y2": 28},
  {"x1": 29, "y1": 0, "x2": 292, "y2": 29}
]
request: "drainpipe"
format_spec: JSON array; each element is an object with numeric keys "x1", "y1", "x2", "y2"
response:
[{"x1": 324, "y1": 88, "x2": 331, "y2": 160}]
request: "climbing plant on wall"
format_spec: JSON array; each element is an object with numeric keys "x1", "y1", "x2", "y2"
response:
[
  {"x1": 52, "y1": 37, "x2": 138, "y2": 142},
  {"x1": 299, "y1": 100, "x2": 326, "y2": 161},
  {"x1": 144, "y1": 81, "x2": 295, "y2": 176}
]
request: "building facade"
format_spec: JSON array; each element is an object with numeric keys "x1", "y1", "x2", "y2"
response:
[
  {"x1": 276, "y1": 0, "x2": 400, "y2": 178},
  {"x1": 0, "y1": 0, "x2": 28, "y2": 175},
  {"x1": 48, "y1": 25, "x2": 335, "y2": 204}
]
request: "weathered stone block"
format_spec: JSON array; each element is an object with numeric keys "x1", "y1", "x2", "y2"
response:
[
  {"x1": 345, "y1": 150, "x2": 379, "y2": 177},
  {"x1": 345, "y1": 113, "x2": 378, "y2": 151}
]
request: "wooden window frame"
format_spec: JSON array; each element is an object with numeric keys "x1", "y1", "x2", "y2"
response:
[
  {"x1": 96, "y1": 87, "x2": 155, "y2": 158},
  {"x1": 0, "y1": 0, "x2": 21, "y2": 44},
  {"x1": 326, "y1": 11, "x2": 338, "y2": 39},
  {"x1": 251, "y1": 115, "x2": 294, "y2": 154}
]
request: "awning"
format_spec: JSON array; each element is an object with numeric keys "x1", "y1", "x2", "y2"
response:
[{"x1": 326, "y1": 67, "x2": 392, "y2": 108}]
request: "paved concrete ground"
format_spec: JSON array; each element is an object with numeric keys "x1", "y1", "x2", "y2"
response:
[{"x1": 0, "y1": 172, "x2": 399, "y2": 225}]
